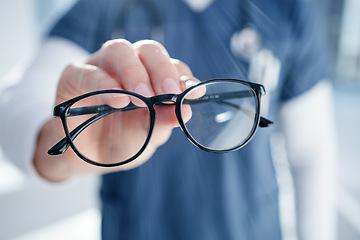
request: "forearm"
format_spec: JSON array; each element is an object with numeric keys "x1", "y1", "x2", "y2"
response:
[{"x1": 0, "y1": 37, "x2": 89, "y2": 181}]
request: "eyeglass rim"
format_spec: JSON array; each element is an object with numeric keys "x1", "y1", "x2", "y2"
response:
[
  {"x1": 50, "y1": 78, "x2": 266, "y2": 167},
  {"x1": 175, "y1": 79, "x2": 263, "y2": 153},
  {"x1": 60, "y1": 92, "x2": 155, "y2": 167}
]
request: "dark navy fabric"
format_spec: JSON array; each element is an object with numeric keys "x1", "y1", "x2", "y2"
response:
[{"x1": 50, "y1": 0, "x2": 329, "y2": 239}]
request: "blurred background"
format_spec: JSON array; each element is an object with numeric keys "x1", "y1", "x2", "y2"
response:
[{"x1": 0, "y1": 0, "x2": 359, "y2": 239}]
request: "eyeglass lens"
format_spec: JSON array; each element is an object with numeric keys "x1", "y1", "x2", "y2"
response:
[
  {"x1": 181, "y1": 81, "x2": 258, "y2": 151},
  {"x1": 66, "y1": 93, "x2": 151, "y2": 165}
]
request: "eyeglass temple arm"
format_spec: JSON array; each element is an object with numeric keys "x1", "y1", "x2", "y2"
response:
[
  {"x1": 48, "y1": 105, "x2": 135, "y2": 155},
  {"x1": 211, "y1": 99, "x2": 273, "y2": 127}
]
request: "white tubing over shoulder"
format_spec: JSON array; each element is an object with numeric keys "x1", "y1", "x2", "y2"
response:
[{"x1": 279, "y1": 80, "x2": 338, "y2": 240}]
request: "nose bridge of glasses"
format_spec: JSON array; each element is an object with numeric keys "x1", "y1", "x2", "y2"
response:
[{"x1": 150, "y1": 94, "x2": 178, "y2": 105}]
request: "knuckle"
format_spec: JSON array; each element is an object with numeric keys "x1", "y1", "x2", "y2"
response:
[
  {"x1": 78, "y1": 65, "x2": 103, "y2": 93},
  {"x1": 81, "y1": 65, "x2": 98, "y2": 80},
  {"x1": 121, "y1": 65, "x2": 150, "y2": 89},
  {"x1": 134, "y1": 40, "x2": 167, "y2": 55},
  {"x1": 61, "y1": 63, "x2": 79, "y2": 80},
  {"x1": 101, "y1": 39, "x2": 133, "y2": 59},
  {"x1": 64, "y1": 63, "x2": 97, "y2": 86},
  {"x1": 122, "y1": 64, "x2": 144, "y2": 78},
  {"x1": 102, "y1": 39, "x2": 132, "y2": 50},
  {"x1": 58, "y1": 63, "x2": 108, "y2": 98},
  {"x1": 63, "y1": 62, "x2": 77, "y2": 73}
]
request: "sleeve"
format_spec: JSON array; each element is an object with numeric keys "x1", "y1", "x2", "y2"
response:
[
  {"x1": 0, "y1": 38, "x2": 89, "y2": 183},
  {"x1": 279, "y1": 0, "x2": 330, "y2": 101},
  {"x1": 0, "y1": 0, "x2": 114, "y2": 183},
  {"x1": 279, "y1": 82, "x2": 338, "y2": 240},
  {"x1": 0, "y1": 0, "x2": 109, "y2": 182},
  {"x1": 277, "y1": 1, "x2": 337, "y2": 239}
]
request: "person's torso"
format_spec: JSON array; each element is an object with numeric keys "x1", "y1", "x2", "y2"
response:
[{"x1": 98, "y1": 1, "x2": 292, "y2": 239}]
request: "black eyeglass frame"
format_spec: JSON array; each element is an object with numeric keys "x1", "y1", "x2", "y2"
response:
[{"x1": 48, "y1": 78, "x2": 272, "y2": 167}]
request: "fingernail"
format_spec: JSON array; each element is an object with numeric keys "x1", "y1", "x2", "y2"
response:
[
  {"x1": 185, "y1": 80, "x2": 197, "y2": 88},
  {"x1": 135, "y1": 83, "x2": 153, "y2": 97},
  {"x1": 180, "y1": 75, "x2": 198, "y2": 89},
  {"x1": 106, "y1": 88, "x2": 130, "y2": 108},
  {"x1": 162, "y1": 78, "x2": 181, "y2": 93},
  {"x1": 110, "y1": 88, "x2": 126, "y2": 100},
  {"x1": 180, "y1": 75, "x2": 190, "y2": 81}
]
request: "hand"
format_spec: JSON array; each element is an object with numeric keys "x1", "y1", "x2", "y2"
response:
[{"x1": 33, "y1": 39, "x2": 199, "y2": 182}]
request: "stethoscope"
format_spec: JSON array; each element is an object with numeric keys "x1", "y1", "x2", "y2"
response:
[
  {"x1": 112, "y1": 0, "x2": 280, "y2": 113},
  {"x1": 112, "y1": 0, "x2": 164, "y2": 42},
  {"x1": 112, "y1": 0, "x2": 260, "y2": 60}
]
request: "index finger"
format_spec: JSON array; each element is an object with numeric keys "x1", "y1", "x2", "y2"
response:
[
  {"x1": 87, "y1": 39, "x2": 154, "y2": 97},
  {"x1": 134, "y1": 40, "x2": 182, "y2": 95}
]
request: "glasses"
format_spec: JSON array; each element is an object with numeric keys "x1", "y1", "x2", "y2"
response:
[{"x1": 48, "y1": 79, "x2": 273, "y2": 167}]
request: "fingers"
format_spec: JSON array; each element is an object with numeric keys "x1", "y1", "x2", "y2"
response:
[
  {"x1": 87, "y1": 39, "x2": 154, "y2": 97},
  {"x1": 50, "y1": 40, "x2": 203, "y2": 174},
  {"x1": 59, "y1": 39, "x2": 200, "y2": 105},
  {"x1": 134, "y1": 40, "x2": 182, "y2": 94},
  {"x1": 56, "y1": 63, "x2": 123, "y2": 104},
  {"x1": 56, "y1": 40, "x2": 203, "y2": 118},
  {"x1": 170, "y1": 58, "x2": 200, "y2": 91},
  {"x1": 87, "y1": 39, "x2": 199, "y2": 96}
]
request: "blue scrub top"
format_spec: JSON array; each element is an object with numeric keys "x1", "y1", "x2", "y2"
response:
[{"x1": 50, "y1": 0, "x2": 328, "y2": 239}]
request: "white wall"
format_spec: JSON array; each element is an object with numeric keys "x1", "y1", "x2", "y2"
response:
[{"x1": 0, "y1": 0, "x2": 37, "y2": 83}]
